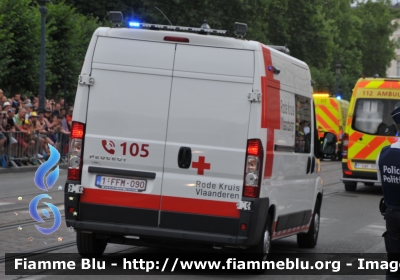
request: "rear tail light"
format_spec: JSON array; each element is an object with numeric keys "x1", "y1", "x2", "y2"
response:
[
  {"x1": 339, "y1": 126, "x2": 343, "y2": 140},
  {"x1": 342, "y1": 133, "x2": 349, "y2": 159},
  {"x1": 68, "y1": 121, "x2": 85, "y2": 181},
  {"x1": 243, "y1": 139, "x2": 264, "y2": 198}
]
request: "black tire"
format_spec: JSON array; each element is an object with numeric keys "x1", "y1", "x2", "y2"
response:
[
  {"x1": 297, "y1": 199, "x2": 321, "y2": 248},
  {"x1": 245, "y1": 214, "x2": 272, "y2": 261},
  {"x1": 77, "y1": 232, "x2": 107, "y2": 258},
  {"x1": 344, "y1": 181, "x2": 357, "y2": 192},
  {"x1": 364, "y1": 182, "x2": 374, "y2": 187}
]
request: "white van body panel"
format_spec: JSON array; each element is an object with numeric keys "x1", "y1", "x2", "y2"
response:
[{"x1": 66, "y1": 26, "x2": 322, "y2": 247}]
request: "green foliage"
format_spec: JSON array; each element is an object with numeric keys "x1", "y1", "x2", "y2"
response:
[
  {"x1": 354, "y1": 0, "x2": 397, "y2": 78},
  {"x1": 0, "y1": 0, "x2": 399, "y2": 103},
  {"x1": 45, "y1": 1, "x2": 102, "y2": 101},
  {"x1": 0, "y1": 0, "x2": 40, "y2": 95}
]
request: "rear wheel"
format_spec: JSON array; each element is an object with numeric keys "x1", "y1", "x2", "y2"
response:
[
  {"x1": 246, "y1": 214, "x2": 272, "y2": 261},
  {"x1": 297, "y1": 199, "x2": 321, "y2": 248},
  {"x1": 344, "y1": 181, "x2": 357, "y2": 192},
  {"x1": 77, "y1": 232, "x2": 107, "y2": 258}
]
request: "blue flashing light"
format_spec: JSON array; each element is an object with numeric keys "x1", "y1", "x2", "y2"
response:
[
  {"x1": 129, "y1": 22, "x2": 140, "y2": 27},
  {"x1": 336, "y1": 95, "x2": 342, "y2": 100}
]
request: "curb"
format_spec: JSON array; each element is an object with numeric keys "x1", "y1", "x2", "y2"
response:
[{"x1": 0, "y1": 163, "x2": 68, "y2": 174}]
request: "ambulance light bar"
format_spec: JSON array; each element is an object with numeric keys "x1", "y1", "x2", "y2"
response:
[
  {"x1": 128, "y1": 22, "x2": 230, "y2": 36},
  {"x1": 313, "y1": 93, "x2": 330, "y2": 97}
]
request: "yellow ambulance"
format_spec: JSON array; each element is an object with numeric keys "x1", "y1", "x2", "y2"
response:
[
  {"x1": 314, "y1": 93, "x2": 349, "y2": 160},
  {"x1": 341, "y1": 78, "x2": 400, "y2": 191}
]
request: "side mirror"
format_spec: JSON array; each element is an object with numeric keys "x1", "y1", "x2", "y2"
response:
[{"x1": 321, "y1": 132, "x2": 337, "y2": 156}]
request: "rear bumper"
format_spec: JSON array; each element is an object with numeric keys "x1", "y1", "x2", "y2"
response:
[
  {"x1": 66, "y1": 219, "x2": 248, "y2": 245},
  {"x1": 341, "y1": 162, "x2": 378, "y2": 183},
  {"x1": 64, "y1": 181, "x2": 269, "y2": 247}
]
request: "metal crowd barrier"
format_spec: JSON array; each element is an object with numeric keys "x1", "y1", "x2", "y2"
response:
[{"x1": 0, "y1": 131, "x2": 69, "y2": 168}]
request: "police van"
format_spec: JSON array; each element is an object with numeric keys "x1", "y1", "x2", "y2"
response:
[{"x1": 65, "y1": 15, "x2": 330, "y2": 258}]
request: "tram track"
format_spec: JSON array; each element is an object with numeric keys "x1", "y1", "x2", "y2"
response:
[
  {"x1": 0, "y1": 241, "x2": 77, "y2": 264},
  {"x1": 0, "y1": 214, "x2": 66, "y2": 232}
]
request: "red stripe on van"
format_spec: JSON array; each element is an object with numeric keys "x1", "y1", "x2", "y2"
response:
[
  {"x1": 80, "y1": 188, "x2": 160, "y2": 210},
  {"x1": 261, "y1": 45, "x2": 281, "y2": 178},
  {"x1": 161, "y1": 196, "x2": 240, "y2": 218},
  {"x1": 316, "y1": 115, "x2": 333, "y2": 133},
  {"x1": 329, "y1": 99, "x2": 339, "y2": 111},
  {"x1": 353, "y1": 137, "x2": 386, "y2": 159},
  {"x1": 319, "y1": 105, "x2": 338, "y2": 125}
]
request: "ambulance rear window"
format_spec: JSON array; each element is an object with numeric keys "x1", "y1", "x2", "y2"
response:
[{"x1": 353, "y1": 99, "x2": 400, "y2": 136}]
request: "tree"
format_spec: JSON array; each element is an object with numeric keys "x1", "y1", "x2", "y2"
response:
[
  {"x1": 0, "y1": 2, "x2": 12, "y2": 85},
  {"x1": 45, "y1": 1, "x2": 102, "y2": 101},
  {"x1": 0, "y1": 0, "x2": 40, "y2": 95},
  {"x1": 321, "y1": 0, "x2": 363, "y2": 100},
  {"x1": 353, "y1": 0, "x2": 397, "y2": 77}
]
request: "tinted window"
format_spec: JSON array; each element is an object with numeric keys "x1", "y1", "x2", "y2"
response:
[
  {"x1": 295, "y1": 95, "x2": 312, "y2": 153},
  {"x1": 353, "y1": 99, "x2": 400, "y2": 136}
]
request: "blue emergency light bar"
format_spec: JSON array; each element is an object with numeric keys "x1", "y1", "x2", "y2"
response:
[
  {"x1": 128, "y1": 22, "x2": 140, "y2": 27},
  {"x1": 127, "y1": 22, "x2": 230, "y2": 36}
]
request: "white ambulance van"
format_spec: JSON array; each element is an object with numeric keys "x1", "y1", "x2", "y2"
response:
[{"x1": 65, "y1": 20, "x2": 328, "y2": 258}]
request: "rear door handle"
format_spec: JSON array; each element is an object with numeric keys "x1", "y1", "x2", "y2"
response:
[
  {"x1": 306, "y1": 156, "x2": 311, "y2": 174},
  {"x1": 310, "y1": 156, "x2": 315, "y2": 174},
  {"x1": 178, "y1": 147, "x2": 192, "y2": 169}
]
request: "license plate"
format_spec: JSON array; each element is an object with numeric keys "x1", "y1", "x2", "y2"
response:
[
  {"x1": 354, "y1": 163, "x2": 376, "y2": 170},
  {"x1": 95, "y1": 175, "x2": 146, "y2": 192}
]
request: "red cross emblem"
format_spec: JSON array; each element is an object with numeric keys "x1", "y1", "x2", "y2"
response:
[{"x1": 192, "y1": 156, "x2": 211, "y2": 175}]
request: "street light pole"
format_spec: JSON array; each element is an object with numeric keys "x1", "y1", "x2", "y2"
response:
[
  {"x1": 38, "y1": 0, "x2": 49, "y2": 113},
  {"x1": 335, "y1": 62, "x2": 341, "y2": 97}
]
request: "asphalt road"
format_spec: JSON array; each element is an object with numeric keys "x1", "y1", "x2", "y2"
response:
[{"x1": 0, "y1": 161, "x2": 388, "y2": 279}]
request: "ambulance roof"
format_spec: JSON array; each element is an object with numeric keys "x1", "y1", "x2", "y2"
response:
[{"x1": 93, "y1": 27, "x2": 308, "y2": 68}]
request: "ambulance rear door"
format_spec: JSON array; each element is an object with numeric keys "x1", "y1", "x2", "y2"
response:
[
  {"x1": 160, "y1": 45, "x2": 254, "y2": 236},
  {"x1": 79, "y1": 37, "x2": 175, "y2": 227}
]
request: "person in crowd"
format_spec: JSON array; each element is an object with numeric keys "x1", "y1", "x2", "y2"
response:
[
  {"x1": 3, "y1": 109, "x2": 18, "y2": 154},
  {"x1": 37, "y1": 111, "x2": 53, "y2": 157},
  {"x1": 44, "y1": 109, "x2": 52, "y2": 122},
  {"x1": 0, "y1": 112, "x2": 7, "y2": 150},
  {"x1": 57, "y1": 114, "x2": 70, "y2": 155},
  {"x1": 6, "y1": 108, "x2": 19, "y2": 132},
  {"x1": 376, "y1": 107, "x2": 400, "y2": 279},
  {"x1": 28, "y1": 112, "x2": 44, "y2": 160},
  {"x1": 66, "y1": 107, "x2": 73, "y2": 129},
  {"x1": 19, "y1": 119, "x2": 35, "y2": 161},
  {"x1": 59, "y1": 98, "x2": 65, "y2": 109},
  {"x1": 51, "y1": 103, "x2": 61, "y2": 117},
  {"x1": 47, "y1": 115, "x2": 60, "y2": 147},
  {"x1": 13, "y1": 108, "x2": 26, "y2": 128},
  {"x1": 24, "y1": 103, "x2": 33, "y2": 119},
  {"x1": 2, "y1": 101, "x2": 11, "y2": 113},
  {"x1": 0, "y1": 95, "x2": 7, "y2": 107},
  {"x1": 12, "y1": 93, "x2": 21, "y2": 113}
]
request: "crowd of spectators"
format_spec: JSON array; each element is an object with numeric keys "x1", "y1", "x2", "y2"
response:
[{"x1": 0, "y1": 89, "x2": 72, "y2": 166}]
